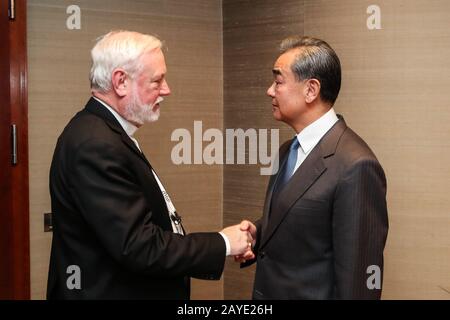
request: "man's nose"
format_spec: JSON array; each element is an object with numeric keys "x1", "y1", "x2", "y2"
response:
[
  {"x1": 267, "y1": 82, "x2": 275, "y2": 97},
  {"x1": 160, "y1": 79, "x2": 171, "y2": 96}
]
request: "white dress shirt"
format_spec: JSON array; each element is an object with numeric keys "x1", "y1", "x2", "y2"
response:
[{"x1": 291, "y1": 108, "x2": 339, "y2": 176}]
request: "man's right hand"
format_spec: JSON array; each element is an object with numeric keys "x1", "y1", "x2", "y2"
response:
[
  {"x1": 221, "y1": 222, "x2": 254, "y2": 257},
  {"x1": 234, "y1": 220, "x2": 257, "y2": 263}
]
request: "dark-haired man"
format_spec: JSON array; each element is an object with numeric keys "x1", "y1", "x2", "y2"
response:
[{"x1": 240, "y1": 36, "x2": 388, "y2": 299}]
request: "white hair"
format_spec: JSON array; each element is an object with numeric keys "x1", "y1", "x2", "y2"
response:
[{"x1": 89, "y1": 30, "x2": 162, "y2": 92}]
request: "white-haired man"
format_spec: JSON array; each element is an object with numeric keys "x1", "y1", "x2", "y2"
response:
[{"x1": 47, "y1": 30, "x2": 254, "y2": 299}]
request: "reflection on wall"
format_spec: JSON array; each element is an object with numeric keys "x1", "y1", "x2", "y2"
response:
[{"x1": 223, "y1": 0, "x2": 303, "y2": 299}]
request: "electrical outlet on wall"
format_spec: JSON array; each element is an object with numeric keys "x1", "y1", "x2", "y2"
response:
[{"x1": 44, "y1": 213, "x2": 53, "y2": 232}]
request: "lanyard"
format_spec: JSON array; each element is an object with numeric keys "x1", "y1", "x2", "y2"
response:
[{"x1": 151, "y1": 169, "x2": 184, "y2": 235}]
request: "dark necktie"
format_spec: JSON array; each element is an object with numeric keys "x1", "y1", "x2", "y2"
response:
[
  {"x1": 269, "y1": 137, "x2": 300, "y2": 219},
  {"x1": 277, "y1": 137, "x2": 300, "y2": 189}
]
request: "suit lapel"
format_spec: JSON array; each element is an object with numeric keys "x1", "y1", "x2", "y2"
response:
[
  {"x1": 84, "y1": 98, "x2": 177, "y2": 232},
  {"x1": 84, "y1": 97, "x2": 152, "y2": 167},
  {"x1": 260, "y1": 146, "x2": 326, "y2": 248},
  {"x1": 259, "y1": 117, "x2": 348, "y2": 249}
]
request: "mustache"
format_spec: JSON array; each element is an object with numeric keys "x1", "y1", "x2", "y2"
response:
[{"x1": 154, "y1": 96, "x2": 164, "y2": 105}]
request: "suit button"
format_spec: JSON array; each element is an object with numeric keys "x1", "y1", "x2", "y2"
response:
[{"x1": 259, "y1": 251, "x2": 265, "y2": 259}]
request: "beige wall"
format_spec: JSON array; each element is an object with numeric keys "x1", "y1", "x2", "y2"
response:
[
  {"x1": 305, "y1": 0, "x2": 450, "y2": 300},
  {"x1": 223, "y1": 0, "x2": 450, "y2": 299},
  {"x1": 28, "y1": 0, "x2": 223, "y2": 299}
]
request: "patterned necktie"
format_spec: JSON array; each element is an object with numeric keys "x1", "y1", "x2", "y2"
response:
[{"x1": 278, "y1": 137, "x2": 300, "y2": 189}]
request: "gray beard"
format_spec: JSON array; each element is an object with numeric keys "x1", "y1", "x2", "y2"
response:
[{"x1": 123, "y1": 95, "x2": 163, "y2": 126}]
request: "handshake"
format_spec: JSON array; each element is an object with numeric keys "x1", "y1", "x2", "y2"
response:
[{"x1": 221, "y1": 220, "x2": 257, "y2": 263}]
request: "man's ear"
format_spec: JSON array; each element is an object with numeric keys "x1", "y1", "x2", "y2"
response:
[
  {"x1": 304, "y1": 78, "x2": 321, "y2": 103},
  {"x1": 111, "y1": 68, "x2": 129, "y2": 97}
]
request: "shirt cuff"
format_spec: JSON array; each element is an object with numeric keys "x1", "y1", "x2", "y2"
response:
[{"x1": 219, "y1": 232, "x2": 231, "y2": 256}]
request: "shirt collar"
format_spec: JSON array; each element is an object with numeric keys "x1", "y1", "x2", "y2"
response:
[
  {"x1": 92, "y1": 96, "x2": 138, "y2": 137},
  {"x1": 296, "y1": 108, "x2": 339, "y2": 154}
]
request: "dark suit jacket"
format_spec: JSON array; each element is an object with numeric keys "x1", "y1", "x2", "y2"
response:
[
  {"x1": 245, "y1": 116, "x2": 388, "y2": 299},
  {"x1": 47, "y1": 98, "x2": 226, "y2": 299}
]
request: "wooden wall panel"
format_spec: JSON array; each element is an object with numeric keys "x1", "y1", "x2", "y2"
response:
[
  {"x1": 28, "y1": 0, "x2": 223, "y2": 299},
  {"x1": 8, "y1": 0, "x2": 30, "y2": 299},
  {"x1": 0, "y1": 0, "x2": 30, "y2": 299},
  {"x1": 0, "y1": 0, "x2": 13, "y2": 299},
  {"x1": 223, "y1": 0, "x2": 304, "y2": 299}
]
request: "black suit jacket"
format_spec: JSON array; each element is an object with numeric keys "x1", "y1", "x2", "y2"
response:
[
  {"x1": 245, "y1": 116, "x2": 388, "y2": 299},
  {"x1": 47, "y1": 98, "x2": 226, "y2": 299}
]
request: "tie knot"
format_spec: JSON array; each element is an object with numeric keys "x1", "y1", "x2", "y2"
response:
[{"x1": 291, "y1": 138, "x2": 300, "y2": 151}]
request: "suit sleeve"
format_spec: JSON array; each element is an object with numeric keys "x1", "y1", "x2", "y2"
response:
[
  {"x1": 68, "y1": 138, "x2": 226, "y2": 279},
  {"x1": 332, "y1": 158, "x2": 389, "y2": 299}
]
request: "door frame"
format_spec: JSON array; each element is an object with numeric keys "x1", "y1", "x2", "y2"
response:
[{"x1": 0, "y1": 0, "x2": 30, "y2": 299}]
